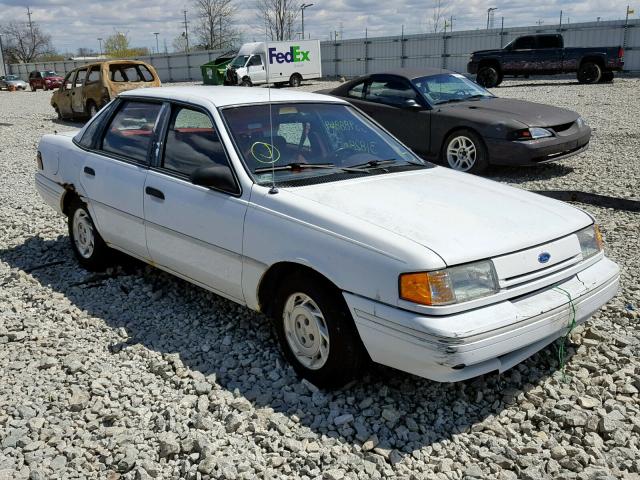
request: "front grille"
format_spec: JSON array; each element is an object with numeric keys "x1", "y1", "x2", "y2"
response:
[{"x1": 551, "y1": 121, "x2": 575, "y2": 133}]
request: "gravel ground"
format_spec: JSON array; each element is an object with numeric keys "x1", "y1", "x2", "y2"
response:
[{"x1": 0, "y1": 77, "x2": 639, "y2": 480}]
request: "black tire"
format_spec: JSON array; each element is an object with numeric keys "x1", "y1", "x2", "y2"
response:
[
  {"x1": 67, "y1": 198, "x2": 111, "y2": 271},
  {"x1": 271, "y1": 271, "x2": 367, "y2": 389},
  {"x1": 476, "y1": 66, "x2": 499, "y2": 88},
  {"x1": 241, "y1": 78, "x2": 252, "y2": 87},
  {"x1": 577, "y1": 62, "x2": 602, "y2": 84},
  {"x1": 53, "y1": 105, "x2": 63, "y2": 120},
  {"x1": 289, "y1": 73, "x2": 302, "y2": 88},
  {"x1": 495, "y1": 73, "x2": 504, "y2": 87},
  {"x1": 31, "y1": 84, "x2": 36, "y2": 92},
  {"x1": 600, "y1": 71, "x2": 614, "y2": 83},
  {"x1": 442, "y1": 129, "x2": 489, "y2": 174}
]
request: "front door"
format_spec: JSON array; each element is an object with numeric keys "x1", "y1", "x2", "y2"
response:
[
  {"x1": 247, "y1": 54, "x2": 267, "y2": 84},
  {"x1": 56, "y1": 72, "x2": 75, "y2": 117},
  {"x1": 71, "y1": 68, "x2": 88, "y2": 114},
  {"x1": 352, "y1": 75, "x2": 430, "y2": 154},
  {"x1": 502, "y1": 36, "x2": 536, "y2": 74},
  {"x1": 78, "y1": 99, "x2": 163, "y2": 259},
  {"x1": 143, "y1": 103, "x2": 247, "y2": 302}
]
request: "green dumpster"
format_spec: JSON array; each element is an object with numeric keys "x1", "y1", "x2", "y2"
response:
[{"x1": 201, "y1": 51, "x2": 237, "y2": 85}]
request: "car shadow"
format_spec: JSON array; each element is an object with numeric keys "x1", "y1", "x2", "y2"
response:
[
  {"x1": 52, "y1": 118, "x2": 86, "y2": 128},
  {"x1": 496, "y1": 81, "x2": 581, "y2": 88},
  {"x1": 486, "y1": 162, "x2": 575, "y2": 183},
  {"x1": 532, "y1": 190, "x2": 640, "y2": 212},
  {"x1": 0, "y1": 235, "x2": 576, "y2": 460}
]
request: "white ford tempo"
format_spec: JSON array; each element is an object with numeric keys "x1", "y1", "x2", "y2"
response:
[{"x1": 35, "y1": 86, "x2": 620, "y2": 388}]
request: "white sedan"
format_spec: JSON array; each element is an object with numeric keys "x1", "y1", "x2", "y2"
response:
[{"x1": 34, "y1": 86, "x2": 620, "y2": 388}]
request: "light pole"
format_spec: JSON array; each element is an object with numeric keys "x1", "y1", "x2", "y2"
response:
[
  {"x1": 153, "y1": 32, "x2": 160, "y2": 54},
  {"x1": 301, "y1": 3, "x2": 314, "y2": 39},
  {"x1": 0, "y1": 34, "x2": 6, "y2": 77},
  {"x1": 98, "y1": 37, "x2": 103, "y2": 56},
  {"x1": 486, "y1": 7, "x2": 497, "y2": 30}
]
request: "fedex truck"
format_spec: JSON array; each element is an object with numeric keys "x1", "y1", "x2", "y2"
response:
[{"x1": 224, "y1": 40, "x2": 322, "y2": 87}]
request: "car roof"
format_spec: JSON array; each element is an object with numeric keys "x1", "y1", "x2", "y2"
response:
[{"x1": 120, "y1": 86, "x2": 349, "y2": 108}]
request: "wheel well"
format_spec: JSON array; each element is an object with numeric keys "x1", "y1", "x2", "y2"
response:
[
  {"x1": 579, "y1": 56, "x2": 604, "y2": 69},
  {"x1": 478, "y1": 59, "x2": 501, "y2": 73},
  {"x1": 241, "y1": 76, "x2": 251, "y2": 82},
  {"x1": 61, "y1": 187, "x2": 81, "y2": 216},
  {"x1": 257, "y1": 262, "x2": 339, "y2": 316}
]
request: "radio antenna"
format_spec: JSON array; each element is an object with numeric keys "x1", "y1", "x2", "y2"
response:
[{"x1": 266, "y1": 32, "x2": 278, "y2": 194}]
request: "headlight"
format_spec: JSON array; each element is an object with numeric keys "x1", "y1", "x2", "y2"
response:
[
  {"x1": 399, "y1": 260, "x2": 499, "y2": 306},
  {"x1": 511, "y1": 127, "x2": 554, "y2": 140},
  {"x1": 576, "y1": 116, "x2": 588, "y2": 127},
  {"x1": 576, "y1": 224, "x2": 603, "y2": 259}
]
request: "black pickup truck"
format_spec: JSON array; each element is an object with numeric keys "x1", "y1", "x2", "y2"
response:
[{"x1": 467, "y1": 34, "x2": 624, "y2": 87}]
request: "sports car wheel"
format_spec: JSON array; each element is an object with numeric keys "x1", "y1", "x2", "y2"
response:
[
  {"x1": 271, "y1": 272, "x2": 367, "y2": 388},
  {"x1": 68, "y1": 199, "x2": 111, "y2": 271},
  {"x1": 444, "y1": 129, "x2": 488, "y2": 174}
]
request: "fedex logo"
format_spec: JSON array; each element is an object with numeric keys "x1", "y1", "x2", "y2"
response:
[{"x1": 268, "y1": 46, "x2": 311, "y2": 64}]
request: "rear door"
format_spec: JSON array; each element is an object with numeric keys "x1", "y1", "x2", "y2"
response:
[
  {"x1": 534, "y1": 35, "x2": 563, "y2": 73},
  {"x1": 143, "y1": 103, "x2": 247, "y2": 301},
  {"x1": 78, "y1": 99, "x2": 162, "y2": 258},
  {"x1": 352, "y1": 75, "x2": 430, "y2": 154},
  {"x1": 71, "y1": 68, "x2": 88, "y2": 114}
]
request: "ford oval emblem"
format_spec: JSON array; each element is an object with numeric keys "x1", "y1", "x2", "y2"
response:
[{"x1": 538, "y1": 252, "x2": 551, "y2": 264}]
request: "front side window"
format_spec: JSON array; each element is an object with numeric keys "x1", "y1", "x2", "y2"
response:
[
  {"x1": 537, "y1": 36, "x2": 561, "y2": 49},
  {"x1": 75, "y1": 69, "x2": 87, "y2": 87},
  {"x1": 63, "y1": 72, "x2": 74, "y2": 90},
  {"x1": 222, "y1": 103, "x2": 428, "y2": 187},
  {"x1": 162, "y1": 106, "x2": 231, "y2": 176},
  {"x1": 102, "y1": 101, "x2": 162, "y2": 163},
  {"x1": 513, "y1": 36, "x2": 535, "y2": 50},
  {"x1": 366, "y1": 78, "x2": 419, "y2": 107},
  {"x1": 413, "y1": 74, "x2": 493, "y2": 105},
  {"x1": 86, "y1": 66, "x2": 101, "y2": 84},
  {"x1": 247, "y1": 55, "x2": 263, "y2": 67}
]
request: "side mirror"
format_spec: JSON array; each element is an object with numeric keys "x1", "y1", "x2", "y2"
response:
[
  {"x1": 190, "y1": 165, "x2": 238, "y2": 193},
  {"x1": 404, "y1": 99, "x2": 422, "y2": 109}
]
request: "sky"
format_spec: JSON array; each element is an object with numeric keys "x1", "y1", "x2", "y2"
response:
[{"x1": 0, "y1": 0, "x2": 634, "y2": 56}]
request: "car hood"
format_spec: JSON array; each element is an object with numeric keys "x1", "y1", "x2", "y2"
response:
[
  {"x1": 45, "y1": 76, "x2": 63, "y2": 81},
  {"x1": 284, "y1": 167, "x2": 592, "y2": 265},
  {"x1": 440, "y1": 98, "x2": 579, "y2": 127},
  {"x1": 7, "y1": 79, "x2": 27, "y2": 84}
]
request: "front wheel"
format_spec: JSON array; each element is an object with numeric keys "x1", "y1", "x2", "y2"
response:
[
  {"x1": 577, "y1": 62, "x2": 602, "y2": 84},
  {"x1": 443, "y1": 129, "x2": 489, "y2": 174},
  {"x1": 476, "y1": 66, "x2": 499, "y2": 88},
  {"x1": 86, "y1": 101, "x2": 98, "y2": 118},
  {"x1": 67, "y1": 199, "x2": 111, "y2": 271},
  {"x1": 240, "y1": 78, "x2": 252, "y2": 87},
  {"x1": 271, "y1": 272, "x2": 367, "y2": 389}
]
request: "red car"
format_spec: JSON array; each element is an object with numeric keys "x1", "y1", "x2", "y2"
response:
[{"x1": 29, "y1": 70, "x2": 64, "y2": 91}]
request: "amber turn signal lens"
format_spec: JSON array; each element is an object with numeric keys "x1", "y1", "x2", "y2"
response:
[
  {"x1": 399, "y1": 271, "x2": 456, "y2": 306},
  {"x1": 36, "y1": 151, "x2": 43, "y2": 170},
  {"x1": 594, "y1": 224, "x2": 604, "y2": 251}
]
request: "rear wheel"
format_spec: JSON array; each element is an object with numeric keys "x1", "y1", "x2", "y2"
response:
[
  {"x1": 289, "y1": 73, "x2": 302, "y2": 88},
  {"x1": 86, "y1": 100, "x2": 98, "y2": 118},
  {"x1": 577, "y1": 62, "x2": 602, "y2": 84},
  {"x1": 53, "y1": 105, "x2": 62, "y2": 120},
  {"x1": 67, "y1": 199, "x2": 111, "y2": 271},
  {"x1": 271, "y1": 272, "x2": 367, "y2": 389},
  {"x1": 443, "y1": 129, "x2": 489, "y2": 174},
  {"x1": 30, "y1": 84, "x2": 36, "y2": 92},
  {"x1": 476, "y1": 66, "x2": 499, "y2": 88}
]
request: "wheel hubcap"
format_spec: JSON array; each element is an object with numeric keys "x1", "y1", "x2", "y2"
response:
[
  {"x1": 447, "y1": 136, "x2": 477, "y2": 171},
  {"x1": 282, "y1": 293, "x2": 330, "y2": 370},
  {"x1": 72, "y1": 209, "x2": 95, "y2": 259}
]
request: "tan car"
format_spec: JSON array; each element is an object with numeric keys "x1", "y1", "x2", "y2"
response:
[{"x1": 51, "y1": 60, "x2": 161, "y2": 120}]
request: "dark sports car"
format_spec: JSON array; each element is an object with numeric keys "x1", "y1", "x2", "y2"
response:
[{"x1": 320, "y1": 68, "x2": 591, "y2": 174}]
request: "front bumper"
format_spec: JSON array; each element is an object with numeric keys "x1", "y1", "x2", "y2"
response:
[
  {"x1": 486, "y1": 126, "x2": 591, "y2": 166},
  {"x1": 344, "y1": 257, "x2": 619, "y2": 382},
  {"x1": 467, "y1": 61, "x2": 479, "y2": 75}
]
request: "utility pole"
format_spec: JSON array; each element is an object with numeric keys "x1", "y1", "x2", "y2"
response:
[
  {"x1": 301, "y1": 4, "x2": 314, "y2": 39},
  {"x1": 153, "y1": 32, "x2": 159, "y2": 54},
  {"x1": 219, "y1": 16, "x2": 222, "y2": 49},
  {"x1": 98, "y1": 37, "x2": 103, "y2": 56},
  {"x1": 26, "y1": 7, "x2": 34, "y2": 38},
  {"x1": 182, "y1": 10, "x2": 190, "y2": 53},
  {"x1": 559, "y1": 10, "x2": 563, "y2": 29},
  {"x1": 0, "y1": 34, "x2": 6, "y2": 77}
]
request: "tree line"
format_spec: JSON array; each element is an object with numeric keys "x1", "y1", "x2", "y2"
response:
[{"x1": 1, "y1": 0, "x2": 307, "y2": 64}]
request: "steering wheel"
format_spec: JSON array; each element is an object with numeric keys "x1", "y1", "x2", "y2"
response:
[{"x1": 453, "y1": 89, "x2": 472, "y2": 96}]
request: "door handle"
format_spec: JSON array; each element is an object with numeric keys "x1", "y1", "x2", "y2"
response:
[
  {"x1": 83, "y1": 166, "x2": 95, "y2": 176},
  {"x1": 145, "y1": 186, "x2": 165, "y2": 200}
]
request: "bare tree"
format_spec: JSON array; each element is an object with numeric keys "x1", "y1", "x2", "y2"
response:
[
  {"x1": 1, "y1": 21, "x2": 54, "y2": 63},
  {"x1": 193, "y1": 0, "x2": 240, "y2": 50},
  {"x1": 428, "y1": 0, "x2": 449, "y2": 33},
  {"x1": 255, "y1": 0, "x2": 300, "y2": 41}
]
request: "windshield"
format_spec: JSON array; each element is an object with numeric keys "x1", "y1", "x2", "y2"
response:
[
  {"x1": 413, "y1": 73, "x2": 494, "y2": 105},
  {"x1": 222, "y1": 103, "x2": 428, "y2": 186},
  {"x1": 6, "y1": 75, "x2": 19, "y2": 81},
  {"x1": 230, "y1": 55, "x2": 250, "y2": 68},
  {"x1": 42, "y1": 71, "x2": 58, "y2": 77}
]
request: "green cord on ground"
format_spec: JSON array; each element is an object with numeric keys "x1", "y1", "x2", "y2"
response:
[{"x1": 554, "y1": 286, "x2": 577, "y2": 381}]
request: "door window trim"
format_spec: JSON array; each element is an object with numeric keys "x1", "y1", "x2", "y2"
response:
[
  {"x1": 95, "y1": 98, "x2": 165, "y2": 167},
  {"x1": 150, "y1": 100, "x2": 242, "y2": 197},
  {"x1": 365, "y1": 74, "x2": 426, "y2": 108}
]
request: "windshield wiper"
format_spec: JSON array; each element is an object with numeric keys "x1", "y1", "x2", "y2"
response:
[
  {"x1": 347, "y1": 159, "x2": 399, "y2": 170},
  {"x1": 254, "y1": 162, "x2": 336, "y2": 173}
]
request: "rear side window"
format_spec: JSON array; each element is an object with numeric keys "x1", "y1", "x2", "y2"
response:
[
  {"x1": 102, "y1": 101, "x2": 162, "y2": 163},
  {"x1": 513, "y1": 36, "x2": 535, "y2": 50},
  {"x1": 346, "y1": 81, "x2": 366, "y2": 99},
  {"x1": 110, "y1": 64, "x2": 153, "y2": 82},
  {"x1": 162, "y1": 106, "x2": 231, "y2": 176}
]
